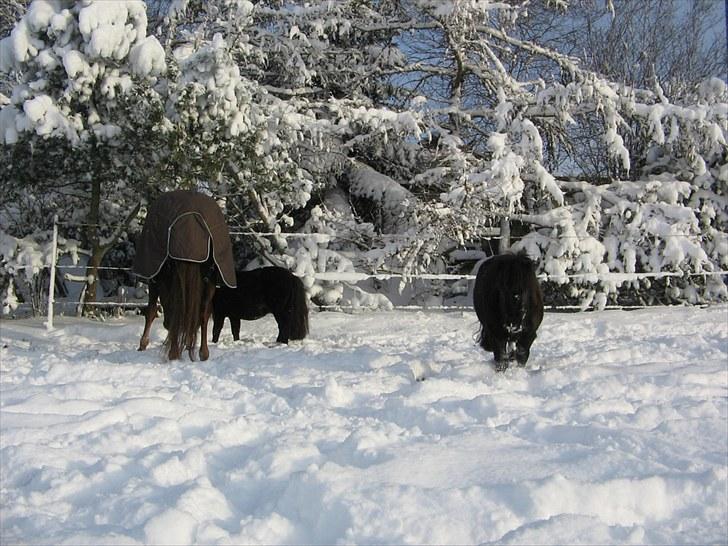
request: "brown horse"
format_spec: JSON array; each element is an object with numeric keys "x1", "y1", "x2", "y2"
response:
[
  {"x1": 137, "y1": 259, "x2": 217, "y2": 360},
  {"x1": 133, "y1": 190, "x2": 236, "y2": 361}
]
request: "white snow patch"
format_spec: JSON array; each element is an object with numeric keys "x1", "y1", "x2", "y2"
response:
[{"x1": 0, "y1": 306, "x2": 726, "y2": 544}]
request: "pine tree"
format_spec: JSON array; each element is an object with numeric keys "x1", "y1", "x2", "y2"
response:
[{"x1": 0, "y1": 0, "x2": 167, "y2": 310}]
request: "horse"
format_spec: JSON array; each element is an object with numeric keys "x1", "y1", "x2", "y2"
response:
[
  {"x1": 211, "y1": 266, "x2": 309, "y2": 344},
  {"x1": 472, "y1": 251, "x2": 544, "y2": 370},
  {"x1": 138, "y1": 259, "x2": 217, "y2": 361},
  {"x1": 133, "y1": 190, "x2": 237, "y2": 361}
]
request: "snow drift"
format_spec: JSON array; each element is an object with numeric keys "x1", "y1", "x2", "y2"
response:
[{"x1": 1, "y1": 305, "x2": 726, "y2": 544}]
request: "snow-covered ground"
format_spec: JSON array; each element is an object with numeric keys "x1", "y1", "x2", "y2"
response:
[{"x1": 1, "y1": 306, "x2": 726, "y2": 545}]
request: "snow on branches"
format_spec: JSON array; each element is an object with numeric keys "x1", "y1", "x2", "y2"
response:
[
  {"x1": 0, "y1": 0, "x2": 164, "y2": 145},
  {"x1": 1, "y1": 0, "x2": 726, "y2": 312}
]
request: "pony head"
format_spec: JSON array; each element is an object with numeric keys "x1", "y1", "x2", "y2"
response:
[
  {"x1": 495, "y1": 253, "x2": 537, "y2": 337},
  {"x1": 500, "y1": 286, "x2": 528, "y2": 338}
]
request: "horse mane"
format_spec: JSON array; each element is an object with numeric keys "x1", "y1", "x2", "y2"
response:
[
  {"x1": 163, "y1": 260, "x2": 203, "y2": 360},
  {"x1": 489, "y1": 251, "x2": 537, "y2": 295}
]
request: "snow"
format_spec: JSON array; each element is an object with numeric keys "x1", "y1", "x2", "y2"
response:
[
  {"x1": 62, "y1": 50, "x2": 89, "y2": 79},
  {"x1": 1, "y1": 305, "x2": 726, "y2": 544},
  {"x1": 128, "y1": 37, "x2": 166, "y2": 77},
  {"x1": 348, "y1": 163, "x2": 414, "y2": 214},
  {"x1": 78, "y1": 1, "x2": 148, "y2": 58}
]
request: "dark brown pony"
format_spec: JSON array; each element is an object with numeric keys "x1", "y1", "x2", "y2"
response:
[
  {"x1": 473, "y1": 251, "x2": 544, "y2": 370},
  {"x1": 212, "y1": 266, "x2": 309, "y2": 344},
  {"x1": 133, "y1": 190, "x2": 237, "y2": 361}
]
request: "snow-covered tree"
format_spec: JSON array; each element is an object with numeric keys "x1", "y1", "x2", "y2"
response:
[
  {"x1": 134, "y1": 0, "x2": 728, "y2": 308},
  {"x1": 157, "y1": 1, "x2": 327, "y2": 233},
  {"x1": 365, "y1": 0, "x2": 728, "y2": 307},
  {"x1": 2, "y1": 0, "x2": 725, "y2": 313},
  {"x1": 0, "y1": 0, "x2": 166, "y2": 310},
  {"x1": 154, "y1": 0, "x2": 429, "y2": 305}
]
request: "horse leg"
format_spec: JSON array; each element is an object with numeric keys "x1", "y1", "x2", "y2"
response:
[
  {"x1": 212, "y1": 312, "x2": 224, "y2": 343},
  {"x1": 273, "y1": 312, "x2": 290, "y2": 344},
  {"x1": 138, "y1": 284, "x2": 159, "y2": 351},
  {"x1": 493, "y1": 339, "x2": 510, "y2": 372},
  {"x1": 516, "y1": 331, "x2": 537, "y2": 366},
  {"x1": 198, "y1": 281, "x2": 216, "y2": 361},
  {"x1": 478, "y1": 322, "x2": 496, "y2": 352},
  {"x1": 230, "y1": 317, "x2": 241, "y2": 341}
]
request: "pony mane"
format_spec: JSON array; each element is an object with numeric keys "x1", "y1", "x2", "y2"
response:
[{"x1": 491, "y1": 251, "x2": 537, "y2": 294}]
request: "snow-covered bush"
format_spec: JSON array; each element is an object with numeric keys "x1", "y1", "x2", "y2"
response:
[
  {"x1": 0, "y1": 228, "x2": 83, "y2": 315},
  {"x1": 504, "y1": 77, "x2": 728, "y2": 308},
  {"x1": 1, "y1": 0, "x2": 725, "y2": 311}
]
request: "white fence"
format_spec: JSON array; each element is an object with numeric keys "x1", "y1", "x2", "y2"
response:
[{"x1": 6, "y1": 218, "x2": 726, "y2": 329}]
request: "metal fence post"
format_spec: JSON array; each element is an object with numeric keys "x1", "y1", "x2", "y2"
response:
[
  {"x1": 45, "y1": 215, "x2": 59, "y2": 331},
  {"x1": 498, "y1": 216, "x2": 511, "y2": 254}
]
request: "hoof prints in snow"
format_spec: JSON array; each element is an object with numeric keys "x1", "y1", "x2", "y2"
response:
[{"x1": 1, "y1": 306, "x2": 727, "y2": 544}]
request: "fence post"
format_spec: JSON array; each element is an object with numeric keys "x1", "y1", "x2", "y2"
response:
[
  {"x1": 45, "y1": 215, "x2": 59, "y2": 331},
  {"x1": 498, "y1": 216, "x2": 511, "y2": 253}
]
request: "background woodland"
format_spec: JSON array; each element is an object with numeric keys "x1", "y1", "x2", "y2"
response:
[{"x1": 1, "y1": 0, "x2": 726, "y2": 312}]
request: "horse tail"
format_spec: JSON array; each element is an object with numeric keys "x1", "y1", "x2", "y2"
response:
[
  {"x1": 164, "y1": 260, "x2": 203, "y2": 360},
  {"x1": 288, "y1": 274, "x2": 309, "y2": 340}
]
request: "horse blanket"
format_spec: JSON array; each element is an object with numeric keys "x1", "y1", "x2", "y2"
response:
[{"x1": 133, "y1": 190, "x2": 236, "y2": 288}]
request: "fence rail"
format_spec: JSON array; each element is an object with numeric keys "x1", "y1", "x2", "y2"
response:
[
  {"x1": 10, "y1": 265, "x2": 728, "y2": 283},
  {"x1": 3, "y1": 218, "x2": 726, "y2": 329}
]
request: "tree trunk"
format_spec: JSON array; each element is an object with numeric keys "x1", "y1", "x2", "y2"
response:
[
  {"x1": 82, "y1": 177, "x2": 103, "y2": 315},
  {"x1": 81, "y1": 177, "x2": 141, "y2": 315},
  {"x1": 82, "y1": 246, "x2": 107, "y2": 315}
]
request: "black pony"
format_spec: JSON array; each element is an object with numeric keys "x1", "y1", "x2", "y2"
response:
[
  {"x1": 212, "y1": 266, "x2": 309, "y2": 344},
  {"x1": 473, "y1": 251, "x2": 544, "y2": 370}
]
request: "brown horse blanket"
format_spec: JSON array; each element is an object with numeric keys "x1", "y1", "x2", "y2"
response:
[{"x1": 133, "y1": 190, "x2": 236, "y2": 288}]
